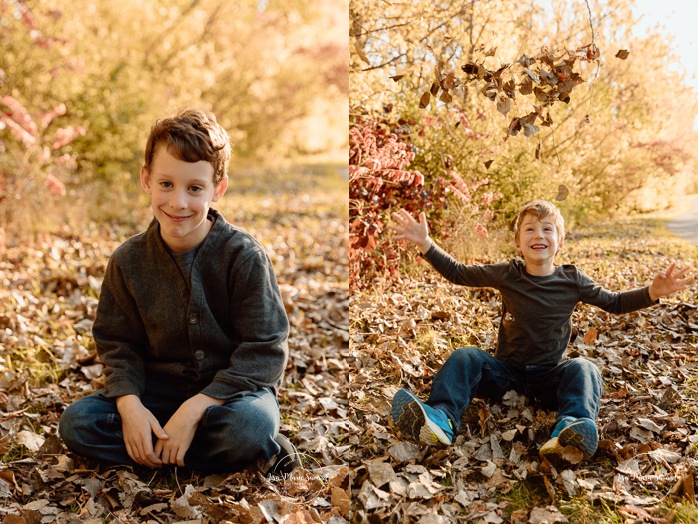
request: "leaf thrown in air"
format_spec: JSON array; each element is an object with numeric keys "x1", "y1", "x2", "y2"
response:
[
  {"x1": 523, "y1": 123, "x2": 539, "y2": 137},
  {"x1": 496, "y1": 94, "x2": 511, "y2": 117},
  {"x1": 615, "y1": 49, "x2": 630, "y2": 60},
  {"x1": 484, "y1": 159, "x2": 494, "y2": 169},
  {"x1": 390, "y1": 74, "x2": 405, "y2": 82},
  {"x1": 555, "y1": 184, "x2": 569, "y2": 201},
  {"x1": 419, "y1": 91, "x2": 431, "y2": 109},
  {"x1": 462, "y1": 62, "x2": 479, "y2": 75},
  {"x1": 442, "y1": 72, "x2": 456, "y2": 89}
]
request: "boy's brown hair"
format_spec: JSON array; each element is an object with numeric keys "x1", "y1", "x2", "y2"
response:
[
  {"x1": 513, "y1": 200, "x2": 566, "y2": 243},
  {"x1": 144, "y1": 108, "x2": 231, "y2": 185}
]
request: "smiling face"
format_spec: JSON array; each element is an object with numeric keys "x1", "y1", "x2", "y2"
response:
[
  {"x1": 515, "y1": 213, "x2": 563, "y2": 275},
  {"x1": 140, "y1": 144, "x2": 228, "y2": 253}
]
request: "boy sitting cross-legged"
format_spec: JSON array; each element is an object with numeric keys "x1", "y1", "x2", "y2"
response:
[
  {"x1": 59, "y1": 109, "x2": 299, "y2": 474},
  {"x1": 390, "y1": 200, "x2": 693, "y2": 461}
]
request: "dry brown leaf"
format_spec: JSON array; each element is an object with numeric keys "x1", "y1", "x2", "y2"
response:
[
  {"x1": 419, "y1": 91, "x2": 431, "y2": 109},
  {"x1": 555, "y1": 184, "x2": 569, "y2": 202},
  {"x1": 583, "y1": 327, "x2": 598, "y2": 346},
  {"x1": 529, "y1": 505, "x2": 569, "y2": 523},
  {"x1": 331, "y1": 486, "x2": 350, "y2": 517}
]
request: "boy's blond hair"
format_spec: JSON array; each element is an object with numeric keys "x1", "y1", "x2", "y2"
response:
[
  {"x1": 513, "y1": 200, "x2": 565, "y2": 243},
  {"x1": 144, "y1": 108, "x2": 231, "y2": 185}
]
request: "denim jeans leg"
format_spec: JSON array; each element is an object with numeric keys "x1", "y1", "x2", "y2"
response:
[
  {"x1": 555, "y1": 357, "x2": 603, "y2": 422},
  {"x1": 526, "y1": 358, "x2": 603, "y2": 425},
  {"x1": 58, "y1": 390, "x2": 137, "y2": 466},
  {"x1": 427, "y1": 347, "x2": 523, "y2": 432},
  {"x1": 184, "y1": 388, "x2": 281, "y2": 473}
]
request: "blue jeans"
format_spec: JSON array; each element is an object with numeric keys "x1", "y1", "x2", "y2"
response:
[
  {"x1": 427, "y1": 347, "x2": 603, "y2": 432},
  {"x1": 58, "y1": 381, "x2": 280, "y2": 473}
]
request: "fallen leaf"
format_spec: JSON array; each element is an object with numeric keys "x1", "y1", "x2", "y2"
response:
[
  {"x1": 583, "y1": 327, "x2": 598, "y2": 345},
  {"x1": 481, "y1": 460, "x2": 497, "y2": 478},
  {"x1": 388, "y1": 442, "x2": 422, "y2": 463},
  {"x1": 17, "y1": 430, "x2": 45, "y2": 452},
  {"x1": 528, "y1": 505, "x2": 569, "y2": 523},
  {"x1": 367, "y1": 461, "x2": 396, "y2": 487},
  {"x1": 331, "y1": 486, "x2": 350, "y2": 517}
]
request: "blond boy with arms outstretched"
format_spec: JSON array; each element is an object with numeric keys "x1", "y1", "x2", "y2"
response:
[{"x1": 390, "y1": 201, "x2": 692, "y2": 459}]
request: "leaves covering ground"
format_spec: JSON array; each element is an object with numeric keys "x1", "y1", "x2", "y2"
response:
[
  {"x1": 0, "y1": 166, "x2": 350, "y2": 523},
  {"x1": 350, "y1": 216, "x2": 698, "y2": 523}
]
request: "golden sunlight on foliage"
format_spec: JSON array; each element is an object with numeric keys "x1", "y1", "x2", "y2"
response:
[
  {"x1": 350, "y1": 0, "x2": 698, "y2": 285},
  {"x1": 0, "y1": 0, "x2": 348, "y2": 242}
]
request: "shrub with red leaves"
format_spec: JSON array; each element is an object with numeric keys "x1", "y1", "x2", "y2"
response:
[
  {"x1": 349, "y1": 116, "x2": 430, "y2": 289},
  {"x1": 350, "y1": 115, "x2": 504, "y2": 290}
]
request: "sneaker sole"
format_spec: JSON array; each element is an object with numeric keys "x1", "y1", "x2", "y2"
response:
[
  {"x1": 557, "y1": 420, "x2": 598, "y2": 458},
  {"x1": 392, "y1": 390, "x2": 451, "y2": 446}
]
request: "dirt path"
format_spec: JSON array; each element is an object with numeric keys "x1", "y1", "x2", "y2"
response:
[{"x1": 667, "y1": 194, "x2": 698, "y2": 246}]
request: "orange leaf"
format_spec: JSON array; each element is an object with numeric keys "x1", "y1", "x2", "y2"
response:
[
  {"x1": 583, "y1": 326, "x2": 598, "y2": 345},
  {"x1": 419, "y1": 91, "x2": 431, "y2": 109}
]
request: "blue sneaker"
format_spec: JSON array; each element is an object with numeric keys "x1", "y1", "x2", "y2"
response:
[
  {"x1": 551, "y1": 416, "x2": 599, "y2": 459},
  {"x1": 391, "y1": 389, "x2": 454, "y2": 446}
]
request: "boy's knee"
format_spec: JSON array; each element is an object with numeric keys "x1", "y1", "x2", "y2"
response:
[
  {"x1": 201, "y1": 402, "x2": 278, "y2": 464},
  {"x1": 451, "y1": 346, "x2": 482, "y2": 362},
  {"x1": 207, "y1": 399, "x2": 278, "y2": 445},
  {"x1": 58, "y1": 402, "x2": 85, "y2": 449},
  {"x1": 566, "y1": 358, "x2": 603, "y2": 388},
  {"x1": 568, "y1": 357, "x2": 601, "y2": 375}
]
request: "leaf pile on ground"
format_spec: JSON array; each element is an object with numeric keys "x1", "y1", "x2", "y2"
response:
[
  {"x1": 0, "y1": 167, "x2": 351, "y2": 523},
  {"x1": 349, "y1": 218, "x2": 698, "y2": 523}
]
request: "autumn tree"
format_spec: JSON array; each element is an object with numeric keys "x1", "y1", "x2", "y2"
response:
[{"x1": 350, "y1": 0, "x2": 698, "y2": 287}]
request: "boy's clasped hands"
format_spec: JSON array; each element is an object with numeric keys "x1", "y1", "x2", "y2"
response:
[{"x1": 116, "y1": 393, "x2": 222, "y2": 468}]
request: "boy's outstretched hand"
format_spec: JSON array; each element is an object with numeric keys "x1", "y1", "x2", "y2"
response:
[
  {"x1": 390, "y1": 209, "x2": 432, "y2": 254},
  {"x1": 648, "y1": 262, "x2": 694, "y2": 301}
]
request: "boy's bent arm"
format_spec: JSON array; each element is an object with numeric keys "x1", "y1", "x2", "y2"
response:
[
  {"x1": 390, "y1": 208, "x2": 504, "y2": 288},
  {"x1": 93, "y1": 257, "x2": 148, "y2": 397},
  {"x1": 200, "y1": 249, "x2": 289, "y2": 400}
]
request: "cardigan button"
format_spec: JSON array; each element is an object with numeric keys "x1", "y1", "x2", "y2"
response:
[
  {"x1": 188, "y1": 314, "x2": 199, "y2": 324},
  {"x1": 194, "y1": 350, "x2": 205, "y2": 361}
]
